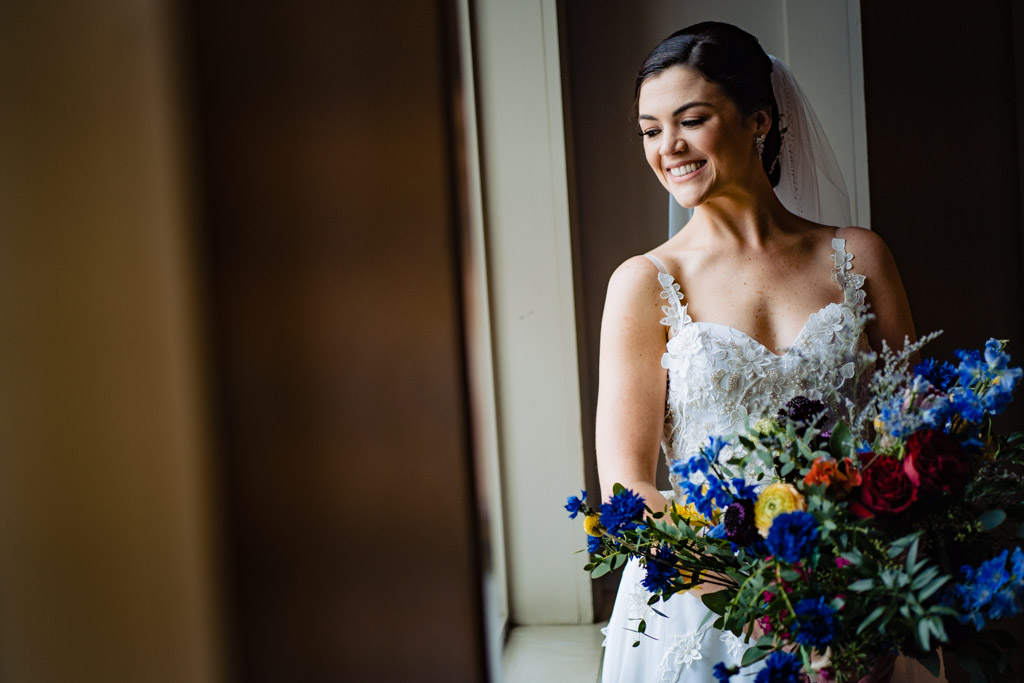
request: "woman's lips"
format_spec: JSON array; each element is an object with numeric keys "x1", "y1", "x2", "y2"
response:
[{"x1": 667, "y1": 160, "x2": 707, "y2": 181}]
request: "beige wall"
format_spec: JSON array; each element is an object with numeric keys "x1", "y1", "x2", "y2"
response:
[{"x1": 0, "y1": 3, "x2": 223, "y2": 680}]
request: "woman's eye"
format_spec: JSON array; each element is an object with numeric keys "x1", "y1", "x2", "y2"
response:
[
  {"x1": 638, "y1": 128, "x2": 660, "y2": 139},
  {"x1": 681, "y1": 117, "x2": 706, "y2": 128}
]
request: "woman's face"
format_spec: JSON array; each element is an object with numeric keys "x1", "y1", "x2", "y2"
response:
[{"x1": 637, "y1": 65, "x2": 765, "y2": 209}]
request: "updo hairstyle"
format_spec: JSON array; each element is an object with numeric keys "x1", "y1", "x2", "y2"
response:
[{"x1": 635, "y1": 22, "x2": 782, "y2": 187}]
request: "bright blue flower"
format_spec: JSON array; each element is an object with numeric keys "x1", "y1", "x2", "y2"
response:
[
  {"x1": 586, "y1": 534, "x2": 601, "y2": 554},
  {"x1": 953, "y1": 547, "x2": 1024, "y2": 629},
  {"x1": 765, "y1": 511, "x2": 820, "y2": 564},
  {"x1": 1011, "y1": 547, "x2": 1024, "y2": 578},
  {"x1": 755, "y1": 651, "x2": 803, "y2": 683},
  {"x1": 949, "y1": 387, "x2": 985, "y2": 423},
  {"x1": 706, "y1": 523, "x2": 727, "y2": 539},
  {"x1": 730, "y1": 477, "x2": 760, "y2": 500},
  {"x1": 641, "y1": 545, "x2": 678, "y2": 593},
  {"x1": 702, "y1": 435, "x2": 730, "y2": 460},
  {"x1": 599, "y1": 488, "x2": 646, "y2": 536},
  {"x1": 565, "y1": 490, "x2": 586, "y2": 519},
  {"x1": 983, "y1": 383, "x2": 1014, "y2": 415},
  {"x1": 713, "y1": 662, "x2": 736, "y2": 683},
  {"x1": 914, "y1": 358, "x2": 957, "y2": 391},
  {"x1": 985, "y1": 339, "x2": 1009, "y2": 372},
  {"x1": 792, "y1": 596, "x2": 840, "y2": 648}
]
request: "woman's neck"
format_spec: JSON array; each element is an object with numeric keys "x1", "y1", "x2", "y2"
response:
[{"x1": 686, "y1": 183, "x2": 794, "y2": 249}]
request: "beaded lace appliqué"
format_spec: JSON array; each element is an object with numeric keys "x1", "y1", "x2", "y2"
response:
[{"x1": 653, "y1": 238, "x2": 873, "y2": 491}]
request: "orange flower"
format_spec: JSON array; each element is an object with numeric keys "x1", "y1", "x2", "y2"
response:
[
  {"x1": 804, "y1": 457, "x2": 838, "y2": 486},
  {"x1": 834, "y1": 457, "x2": 862, "y2": 493},
  {"x1": 804, "y1": 457, "x2": 861, "y2": 499}
]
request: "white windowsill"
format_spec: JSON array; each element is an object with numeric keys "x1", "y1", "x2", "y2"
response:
[{"x1": 502, "y1": 623, "x2": 606, "y2": 683}]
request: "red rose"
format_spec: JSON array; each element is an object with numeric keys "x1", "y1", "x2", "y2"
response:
[
  {"x1": 902, "y1": 429, "x2": 969, "y2": 495},
  {"x1": 850, "y1": 453, "x2": 917, "y2": 519}
]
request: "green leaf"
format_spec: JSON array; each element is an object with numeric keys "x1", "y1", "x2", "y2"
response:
[
  {"x1": 918, "y1": 575, "x2": 950, "y2": 601},
  {"x1": 701, "y1": 590, "x2": 731, "y2": 615},
  {"x1": 848, "y1": 578, "x2": 875, "y2": 592},
  {"x1": 612, "y1": 483, "x2": 624, "y2": 495},
  {"x1": 741, "y1": 646, "x2": 772, "y2": 667},
  {"x1": 611, "y1": 554, "x2": 627, "y2": 570},
  {"x1": 905, "y1": 537, "x2": 919, "y2": 572},
  {"x1": 917, "y1": 617, "x2": 931, "y2": 650},
  {"x1": 979, "y1": 509, "x2": 1007, "y2": 531},
  {"x1": 780, "y1": 461, "x2": 795, "y2": 477},
  {"x1": 857, "y1": 606, "x2": 887, "y2": 636},
  {"x1": 829, "y1": 421, "x2": 853, "y2": 459},
  {"x1": 591, "y1": 561, "x2": 611, "y2": 578}
]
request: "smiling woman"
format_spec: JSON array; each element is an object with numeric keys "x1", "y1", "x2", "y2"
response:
[{"x1": 594, "y1": 21, "x2": 928, "y2": 682}]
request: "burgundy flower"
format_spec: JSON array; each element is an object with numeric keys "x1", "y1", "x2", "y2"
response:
[
  {"x1": 902, "y1": 429, "x2": 970, "y2": 496},
  {"x1": 850, "y1": 453, "x2": 917, "y2": 518}
]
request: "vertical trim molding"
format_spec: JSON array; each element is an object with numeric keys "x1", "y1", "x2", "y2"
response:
[{"x1": 472, "y1": 0, "x2": 593, "y2": 624}]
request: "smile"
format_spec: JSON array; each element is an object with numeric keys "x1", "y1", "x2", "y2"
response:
[{"x1": 668, "y1": 160, "x2": 706, "y2": 178}]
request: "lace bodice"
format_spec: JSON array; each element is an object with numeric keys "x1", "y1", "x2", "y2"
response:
[{"x1": 645, "y1": 238, "x2": 873, "y2": 495}]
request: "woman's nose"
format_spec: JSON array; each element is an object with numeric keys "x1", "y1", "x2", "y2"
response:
[{"x1": 660, "y1": 130, "x2": 685, "y2": 156}]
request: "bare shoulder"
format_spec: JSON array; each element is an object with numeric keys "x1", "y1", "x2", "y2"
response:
[
  {"x1": 834, "y1": 226, "x2": 899, "y2": 278},
  {"x1": 601, "y1": 254, "x2": 667, "y2": 341},
  {"x1": 605, "y1": 254, "x2": 664, "y2": 306}
]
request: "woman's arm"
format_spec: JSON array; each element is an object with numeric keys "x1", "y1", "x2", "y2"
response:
[
  {"x1": 836, "y1": 227, "x2": 917, "y2": 355},
  {"x1": 595, "y1": 256, "x2": 673, "y2": 513}
]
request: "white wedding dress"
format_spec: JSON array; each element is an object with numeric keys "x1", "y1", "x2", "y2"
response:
[{"x1": 600, "y1": 237, "x2": 945, "y2": 682}]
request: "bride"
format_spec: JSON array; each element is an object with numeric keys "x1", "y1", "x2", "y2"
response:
[{"x1": 596, "y1": 22, "x2": 943, "y2": 682}]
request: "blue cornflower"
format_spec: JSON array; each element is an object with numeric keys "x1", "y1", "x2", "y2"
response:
[
  {"x1": 586, "y1": 534, "x2": 601, "y2": 554},
  {"x1": 765, "y1": 511, "x2": 820, "y2": 564},
  {"x1": 641, "y1": 545, "x2": 678, "y2": 593},
  {"x1": 599, "y1": 488, "x2": 646, "y2": 536},
  {"x1": 914, "y1": 358, "x2": 957, "y2": 390},
  {"x1": 713, "y1": 662, "x2": 736, "y2": 683},
  {"x1": 755, "y1": 651, "x2": 803, "y2": 683},
  {"x1": 565, "y1": 490, "x2": 586, "y2": 519},
  {"x1": 792, "y1": 596, "x2": 840, "y2": 648}
]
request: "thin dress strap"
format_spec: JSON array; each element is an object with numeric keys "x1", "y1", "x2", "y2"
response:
[
  {"x1": 643, "y1": 253, "x2": 669, "y2": 274},
  {"x1": 830, "y1": 238, "x2": 867, "y2": 306},
  {"x1": 643, "y1": 253, "x2": 689, "y2": 336}
]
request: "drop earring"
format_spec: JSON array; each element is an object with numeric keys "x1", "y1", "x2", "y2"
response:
[{"x1": 755, "y1": 134, "x2": 766, "y2": 160}]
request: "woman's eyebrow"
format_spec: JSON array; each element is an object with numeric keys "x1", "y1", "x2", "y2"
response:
[{"x1": 638, "y1": 101, "x2": 714, "y2": 121}]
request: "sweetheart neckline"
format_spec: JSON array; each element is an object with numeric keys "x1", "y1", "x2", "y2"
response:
[{"x1": 683, "y1": 301, "x2": 845, "y2": 359}]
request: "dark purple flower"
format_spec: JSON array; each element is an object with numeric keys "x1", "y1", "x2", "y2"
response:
[{"x1": 723, "y1": 499, "x2": 760, "y2": 546}]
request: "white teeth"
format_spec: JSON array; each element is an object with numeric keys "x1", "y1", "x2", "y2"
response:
[{"x1": 669, "y1": 160, "x2": 705, "y2": 177}]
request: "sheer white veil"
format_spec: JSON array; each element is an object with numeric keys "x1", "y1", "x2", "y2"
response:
[{"x1": 668, "y1": 55, "x2": 854, "y2": 237}]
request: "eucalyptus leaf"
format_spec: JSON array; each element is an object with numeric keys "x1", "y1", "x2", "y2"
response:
[
  {"x1": 856, "y1": 606, "x2": 888, "y2": 638},
  {"x1": 978, "y1": 509, "x2": 1007, "y2": 531},
  {"x1": 829, "y1": 421, "x2": 853, "y2": 459},
  {"x1": 848, "y1": 578, "x2": 875, "y2": 592},
  {"x1": 591, "y1": 562, "x2": 612, "y2": 578}
]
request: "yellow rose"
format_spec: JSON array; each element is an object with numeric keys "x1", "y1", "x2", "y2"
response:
[
  {"x1": 754, "y1": 483, "x2": 807, "y2": 537},
  {"x1": 583, "y1": 513, "x2": 603, "y2": 537},
  {"x1": 672, "y1": 501, "x2": 710, "y2": 527}
]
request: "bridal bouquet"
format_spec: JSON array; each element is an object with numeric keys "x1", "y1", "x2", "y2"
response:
[{"x1": 568, "y1": 336, "x2": 1024, "y2": 682}]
